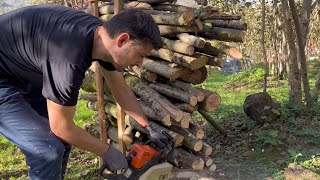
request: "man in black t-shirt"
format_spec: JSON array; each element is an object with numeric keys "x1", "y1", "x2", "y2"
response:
[{"x1": 0, "y1": 5, "x2": 168, "y2": 179}]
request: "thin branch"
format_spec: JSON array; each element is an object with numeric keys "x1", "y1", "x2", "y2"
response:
[{"x1": 311, "y1": 0, "x2": 320, "y2": 12}]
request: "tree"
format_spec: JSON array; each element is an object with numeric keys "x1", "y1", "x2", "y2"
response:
[{"x1": 261, "y1": 0, "x2": 268, "y2": 93}]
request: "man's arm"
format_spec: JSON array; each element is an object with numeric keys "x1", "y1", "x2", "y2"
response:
[
  {"x1": 47, "y1": 100, "x2": 108, "y2": 155},
  {"x1": 102, "y1": 69, "x2": 149, "y2": 127}
]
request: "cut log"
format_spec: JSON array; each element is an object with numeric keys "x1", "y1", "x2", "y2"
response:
[
  {"x1": 100, "y1": 14, "x2": 113, "y2": 21},
  {"x1": 79, "y1": 93, "x2": 109, "y2": 102},
  {"x1": 204, "y1": 12, "x2": 241, "y2": 21},
  {"x1": 139, "y1": 101, "x2": 171, "y2": 126},
  {"x1": 158, "y1": 25, "x2": 197, "y2": 36},
  {"x1": 179, "y1": 66, "x2": 208, "y2": 84},
  {"x1": 123, "y1": 126, "x2": 134, "y2": 145},
  {"x1": 130, "y1": 66, "x2": 158, "y2": 82},
  {"x1": 142, "y1": 58, "x2": 185, "y2": 81},
  {"x1": 168, "y1": 148, "x2": 204, "y2": 170},
  {"x1": 197, "y1": 88, "x2": 221, "y2": 112},
  {"x1": 170, "y1": 112, "x2": 190, "y2": 129},
  {"x1": 107, "y1": 126, "x2": 132, "y2": 145},
  {"x1": 201, "y1": 26, "x2": 244, "y2": 42},
  {"x1": 198, "y1": 109, "x2": 227, "y2": 137},
  {"x1": 99, "y1": 1, "x2": 151, "y2": 14},
  {"x1": 81, "y1": 71, "x2": 96, "y2": 92},
  {"x1": 150, "y1": 49, "x2": 208, "y2": 70},
  {"x1": 197, "y1": 41, "x2": 243, "y2": 60},
  {"x1": 125, "y1": 115, "x2": 184, "y2": 147},
  {"x1": 152, "y1": 4, "x2": 194, "y2": 13},
  {"x1": 204, "y1": 20, "x2": 247, "y2": 31},
  {"x1": 174, "y1": 103, "x2": 198, "y2": 113},
  {"x1": 177, "y1": 33, "x2": 206, "y2": 48},
  {"x1": 169, "y1": 126, "x2": 202, "y2": 152},
  {"x1": 151, "y1": 11, "x2": 195, "y2": 26},
  {"x1": 167, "y1": 80, "x2": 204, "y2": 102},
  {"x1": 187, "y1": 122, "x2": 205, "y2": 139},
  {"x1": 137, "y1": 0, "x2": 175, "y2": 4},
  {"x1": 162, "y1": 37, "x2": 194, "y2": 56},
  {"x1": 126, "y1": 75, "x2": 183, "y2": 121},
  {"x1": 203, "y1": 54, "x2": 225, "y2": 68},
  {"x1": 200, "y1": 141, "x2": 213, "y2": 157},
  {"x1": 149, "y1": 82, "x2": 198, "y2": 106}
]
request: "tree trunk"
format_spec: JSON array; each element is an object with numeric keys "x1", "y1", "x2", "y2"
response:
[
  {"x1": 179, "y1": 66, "x2": 208, "y2": 84},
  {"x1": 142, "y1": 58, "x2": 185, "y2": 81},
  {"x1": 151, "y1": 11, "x2": 195, "y2": 26},
  {"x1": 312, "y1": 68, "x2": 320, "y2": 102},
  {"x1": 204, "y1": 20, "x2": 247, "y2": 31},
  {"x1": 149, "y1": 82, "x2": 198, "y2": 106},
  {"x1": 177, "y1": 33, "x2": 206, "y2": 48},
  {"x1": 261, "y1": 0, "x2": 268, "y2": 93},
  {"x1": 174, "y1": 103, "x2": 198, "y2": 113},
  {"x1": 158, "y1": 25, "x2": 197, "y2": 36},
  {"x1": 168, "y1": 148, "x2": 204, "y2": 170},
  {"x1": 167, "y1": 80, "x2": 205, "y2": 102},
  {"x1": 197, "y1": 88, "x2": 221, "y2": 112},
  {"x1": 280, "y1": 0, "x2": 302, "y2": 104},
  {"x1": 162, "y1": 37, "x2": 195, "y2": 56}
]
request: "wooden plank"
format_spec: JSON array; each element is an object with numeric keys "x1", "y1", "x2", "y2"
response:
[{"x1": 117, "y1": 103, "x2": 126, "y2": 154}]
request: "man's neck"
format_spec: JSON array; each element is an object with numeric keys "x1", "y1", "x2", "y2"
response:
[{"x1": 92, "y1": 26, "x2": 113, "y2": 61}]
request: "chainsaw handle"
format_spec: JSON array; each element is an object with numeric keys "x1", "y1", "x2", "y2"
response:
[{"x1": 98, "y1": 156, "x2": 132, "y2": 176}]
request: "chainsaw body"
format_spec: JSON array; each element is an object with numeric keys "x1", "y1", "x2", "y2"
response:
[{"x1": 98, "y1": 131, "x2": 174, "y2": 180}]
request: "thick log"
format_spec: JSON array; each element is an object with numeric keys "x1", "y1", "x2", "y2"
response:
[
  {"x1": 195, "y1": 152, "x2": 213, "y2": 166},
  {"x1": 204, "y1": 20, "x2": 247, "y2": 31},
  {"x1": 151, "y1": 11, "x2": 195, "y2": 26},
  {"x1": 201, "y1": 26, "x2": 244, "y2": 42},
  {"x1": 99, "y1": 1, "x2": 151, "y2": 14},
  {"x1": 197, "y1": 88, "x2": 221, "y2": 112},
  {"x1": 167, "y1": 80, "x2": 204, "y2": 102},
  {"x1": 150, "y1": 49, "x2": 208, "y2": 70},
  {"x1": 198, "y1": 109, "x2": 227, "y2": 137},
  {"x1": 107, "y1": 126, "x2": 132, "y2": 145},
  {"x1": 187, "y1": 122, "x2": 205, "y2": 139},
  {"x1": 149, "y1": 82, "x2": 198, "y2": 106},
  {"x1": 200, "y1": 141, "x2": 213, "y2": 157},
  {"x1": 169, "y1": 126, "x2": 202, "y2": 152},
  {"x1": 174, "y1": 103, "x2": 198, "y2": 113},
  {"x1": 130, "y1": 66, "x2": 157, "y2": 82},
  {"x1": 204, "y1": 12, "x2": 241, "y2": 21},
  {"x1": 137, "y1": 0, "x2": 175, "y2": 4},
  {"x1": 204, "y1": 54, "x2": 224, "y2": 68},
  {"x1": 79, "y1": 93, "x2": 109, "y2": 102},
  {"x1": 179, "y1": 66, "x2": 208, "y2": 84},
  {"x1": 168, "y1": 148, "x2": 204, "y2": 170},
  {"x1": 197, "y1": 41, "x2": 243, "y2": 59},
  {"x1": 126, "y1": 75, "x2": 183, "y2": 121},
  {"x1": 139, "y1": 101, "x2": 171, "y2": 126},
  {"x1": 152, "y1": 4, "x2": 194, "y2": 12},
  {"x1": 162, "y1": 37, "x2": 194, "y2": 56},
  {"x1": 158, "y1": 25, "x2": 197, "y2": 36},
  {"x1": 142, "y1": 58, "x2": 184, "y2": 81},
  {"x1": 100, "y1": 14, "x2": 113, "y2": 21},
  {"x1": 177, "y1": 33, "x2": 205, "y2": 48},
  {"x1": 125, "y1": 115, "x2": 184, "y2": 147},
  {"x1": 170, "y1": 112, "x2": 190, "y2": 129}
]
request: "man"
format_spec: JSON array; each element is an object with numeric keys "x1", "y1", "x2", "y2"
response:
[{"x1": 0, "y1": 5, "x2": 168, "y2": 179}]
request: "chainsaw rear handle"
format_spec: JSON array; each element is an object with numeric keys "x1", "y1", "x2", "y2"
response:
[{"x1": 98, "y1": 156, "x2": 132, "y2": 176}]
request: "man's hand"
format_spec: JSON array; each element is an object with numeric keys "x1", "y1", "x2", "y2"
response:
[
  {"x1": 101, "y1": 145, "x2": 128, "y2": 171},
  {"x1": 145, "y1": 124, "x2": 169, "y2": 148}
]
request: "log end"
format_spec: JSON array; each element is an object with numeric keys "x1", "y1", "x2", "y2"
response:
[
  {"x1": 194, "y1": 141, "x2": 203, "y2": 152},
  {"x1": 189, "y1": 96, "x2": 198, "y2": 106},
  {"x1": 192, "y1": 158, "x2": 205, "y2": 170}
]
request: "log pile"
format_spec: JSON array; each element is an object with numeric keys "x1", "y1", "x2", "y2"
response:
[{"x1": 82, "y1": 0, "x2": 246, "y2": 171}]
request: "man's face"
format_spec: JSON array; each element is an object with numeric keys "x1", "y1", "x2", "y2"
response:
[{"x1": 111, "y1": 34, "x2": 153, "y2": 72}]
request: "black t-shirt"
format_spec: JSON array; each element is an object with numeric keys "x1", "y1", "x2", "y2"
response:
[{"x1": 0, "y1": 5, "x2": 103, "y2": 106}]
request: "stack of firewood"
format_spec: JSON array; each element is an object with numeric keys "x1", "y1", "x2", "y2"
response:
[{"x1": 81, "y1": 0, "x2": 245, "y2": 170}]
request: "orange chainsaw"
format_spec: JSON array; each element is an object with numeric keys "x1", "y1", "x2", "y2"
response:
[{"x1": 98, "y1": 131, "x2": 174, "y2": 180}]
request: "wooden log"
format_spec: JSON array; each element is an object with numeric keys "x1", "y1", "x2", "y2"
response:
[
  {"x1": 130, "y1": 66, "x2": 157, "y2": 82},
  {"x1": 142, "y1": 58, "x2": 184, "y2": 81},
  {"x1": 123, "y1": 126, "x2": 134, "y2": 145},
  {"x1": 158, "y1": 25, "x2": 197, "y2": 36},
  {"x1": 187, "y1": 122, "x2": 205, "y2": 139},
  {"x1": 99, "y1": 1, "x2": 151, "y2": 14},
  {"x1": 137, "y1": 0, "x2": 175, "y2": 4},
  {"x1": 174, "y1": 103, "x2": 198, "y2": 113},
  {"x1": 81, "y1": 71, "x2": 96, "y2": 92},
  {"x1": 204, "y1": 54, "x2": 225, "y2": 68},
  {"x1": 151, "y1": 11, "x2": 195, "y2": 26},
  {"x1": 100, "y1": 14, "x2": 113, "y2": 21},
  {"x1": 204, "y1": 12, "x2": 241, "y2": 21},
  {"x1": 198, "y1": 109, "x2": 227, "y2": 137},
  {"x1": 204, "y1": 20, "x2": 247, "y2": 31},
  {"x1": 150, "y1": 49, "x2": 208, "y2": 70},
  {"x1": 177, "y1": 33, "x2": 206, "y2": 48},
  {"x1": 195, "y1": 152, "x2": 213, "y2": 166},
  {"x1": 167, "y1": 80, "x2": 204, "y2": 102},
  {"x1": 125, "y1": 115, "x2": 184, "y2": 147},
  {"x1": 149, "y1": 82, "x2": 198, "y2": 106},
  {"x1": 162, "y1": 37, "x2": 194, "y2": 56},
  {"x1": 197, "y1": 88, "x2": 221, "y2": 112},
  {"x1": 169, "y1": 125, "x2": 202, "y2": 152},
  {"x1": 179, "y1": 66, "x2": 207, "y2": 84},
  {"x1": 168, "y1": 148, "x2": 204, "y2": 170},
  {"x1": 107, "y1": 126, "x2": 131, "y2": 145},
  {"x1": 152, "y1": 4, "x2": 194, "y2": 13},
  {"x1": 170, "y1": 112, "x2": 190, "y2": 129},
  {"x1": 79, "y1": 93, "x2": 109, "y2": 102},
  {"x1": 139, "y1": 101, "x2": 171, "y2": 126},
  {"x1": 197, "y1": 41, "x2": 243, "y2": 60},
  {"x1": 126, "y1": 75, "x2": 183, "y2": 121},
  {"x1": 201, "y1": 26, "x2": 244, "y2": 42},
  {"x1": 200, "y1": 141, "x2": 213, "y2": 157}
]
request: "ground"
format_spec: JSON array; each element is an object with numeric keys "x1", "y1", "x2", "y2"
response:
[{"x1": 1, "y1": 62, "x2": 320, "y2": 179}]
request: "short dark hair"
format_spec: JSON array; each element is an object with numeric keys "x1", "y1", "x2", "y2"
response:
[{"x1": 102, "y1": 8, "x2": 162, "y2": 49}]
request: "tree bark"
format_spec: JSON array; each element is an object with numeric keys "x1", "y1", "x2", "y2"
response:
[
  {"x1": 177, "y1": 33, "x2": 206, "y2": 48},
  {"x1": 179, "y1": 66, "x2": 208, "y2": 84},
  {"x1": 130, "y1": 66, "x2": 157, "y2": 82},
  {"x1": 169, "y1": 125, "x2": 202, "y2": 152},
  {"x1": 151, "y1": 11, "x2": 195, "y2": 26},
  {"x1": 202, "y1": 26, "x2": 244, "y2": 42},
  {"x1": 200, "y1": 141, "x2": 213, "y2": 157},
  {"x1": 142, "y1": 58, "x2": 185, "y2": 81},
  {"x1": 139, "y1": 101, "x2": 171, "y2": 126},
  {"x1": 187, "y1": 122, "x2": 205, "y2": 139},
  {"x1": 162, "y1": 37, "x2": 195, "y2": 56},
  {"x1": 174, "y1": 103, "x2": 198, "y2": 113},
  {"x1": 197, "y1": 88, "x2": 221, "y2": 112},
  {"x1": 148, "y1": 82, "x2": 198, "y2": 106},
  {"x1": 167, "y1": 80, "x2": 204, "y2": 102},
  {"x1": 168, "y1": 148, "x2": 204, "y2": 170},
  {"x1": 158, "y1": 25, "x2": 197, "y2": 36},
  {"x1": 204, "y1": 20, "x2": 247, "y2": 31}
]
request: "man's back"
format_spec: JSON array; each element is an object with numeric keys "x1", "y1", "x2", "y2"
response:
[{"x1": 0, "y1": 5, "x2": 101, "y2": 105}]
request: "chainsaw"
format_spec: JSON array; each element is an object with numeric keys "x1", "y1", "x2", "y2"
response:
[{"x1": 98, "y1": 131, "x2": 175, "y2": 180}]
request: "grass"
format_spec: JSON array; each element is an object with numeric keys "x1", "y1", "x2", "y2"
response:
[{"x1": 1, "y1": 61, "x2": 320, "y2": 179}]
